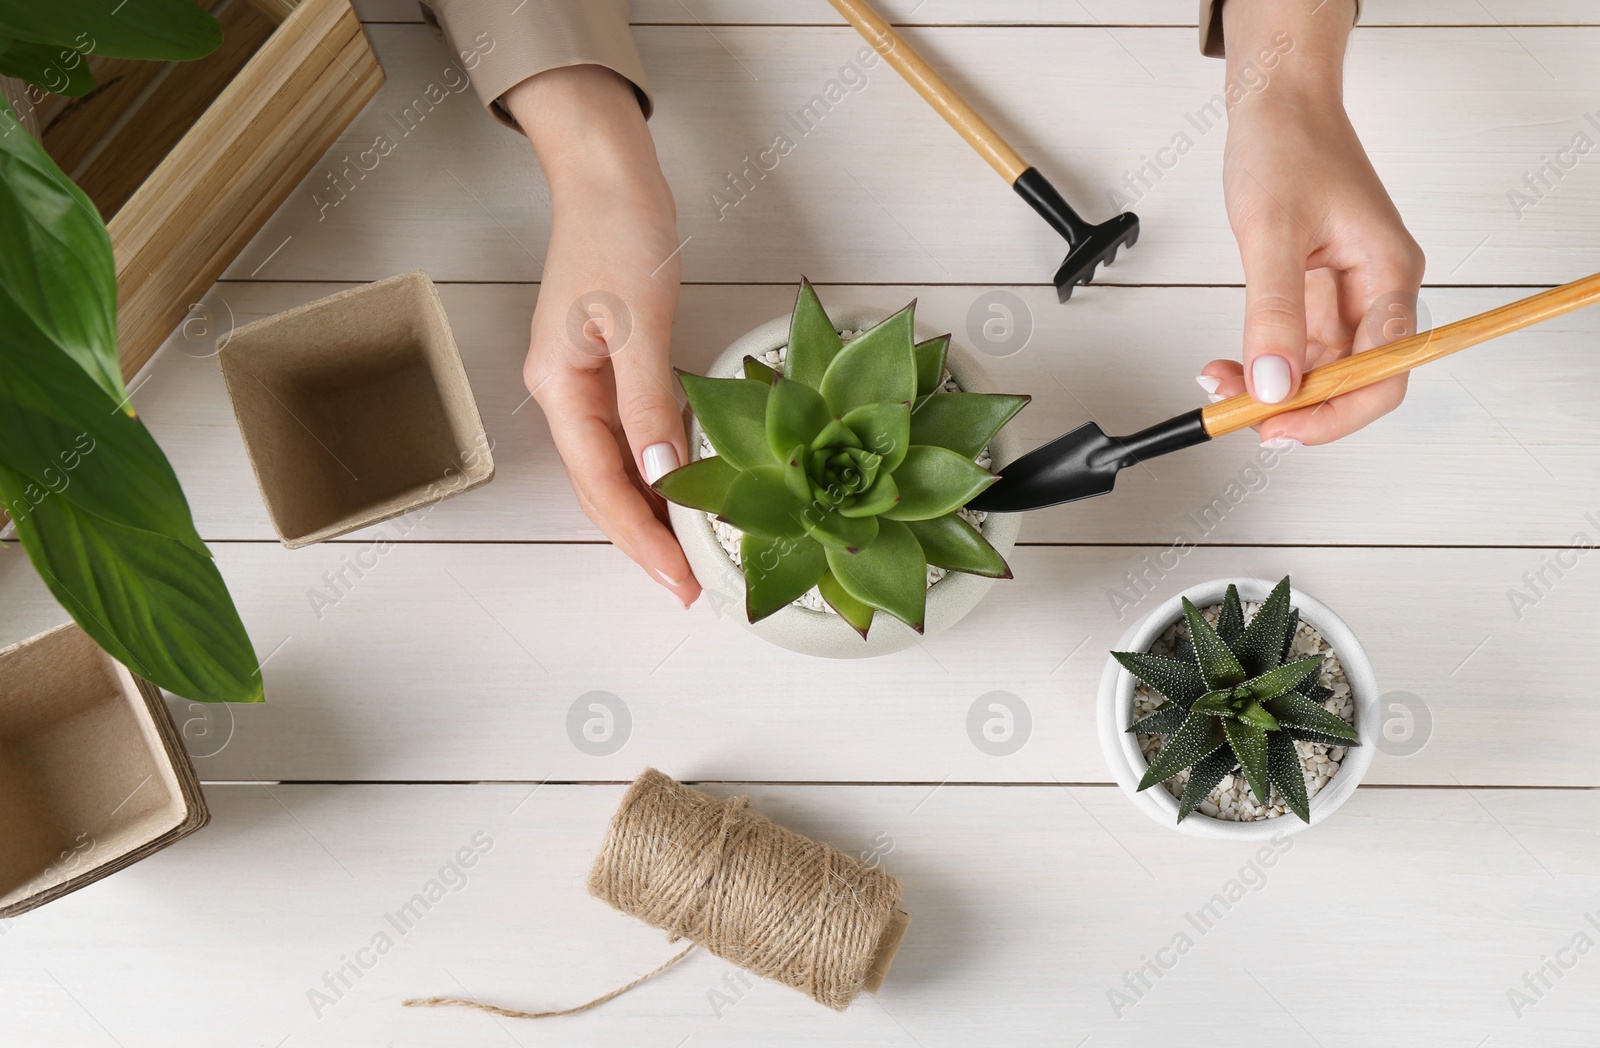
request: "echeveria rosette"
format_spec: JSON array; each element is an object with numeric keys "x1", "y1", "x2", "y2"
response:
[
  {"x1": 1113, "y1": 576, "x2": 1360, "y2": 824},
  {"x1": 654, "y1": 280, "x2": 1028, "y2": 636}
]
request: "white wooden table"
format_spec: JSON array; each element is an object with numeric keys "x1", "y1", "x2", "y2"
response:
[{"x1": 5, "y1": 3, "x2": 1600, "y2": 1045}]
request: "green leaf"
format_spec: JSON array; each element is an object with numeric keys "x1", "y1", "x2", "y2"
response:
[
  {"x1": 678, "y1": 373, "x2": 774, "y2": 470},
  {"x1": 912, "y1": 334, "x2": 948, "y2": 398},
  {"x1": 1266, "y1": 731, "x2": 1311, "y2": 823},
  {"x1": 1182, "y1": 597, "x2": 1246, "y2": 689},
  {"x1": 1111, "y1": 651, "x2": 1206, "y2": 707},
  {"x1": 1268, "y1": 692, "x2": 1359, "y2": 742},
  {"x1": 1178, "y1": 747, "x2": 1239, "y2": 822},
  {"x1": 1137, "y1": 710, "x2": 1226, "y2": 791},
  {"x1": 818, "y1": 303, "x2": 916, "y2": 416},
  {"x1": 0, "y1": 460, "x2": 261, "y2": 703},
  {"x1": 781, "y1": 443, "x2": 812, "y2": 503},
  {"x1": 838, "y1": 471, "x2": 898, "y2": 519},
  {"x1": 841, "y1": 402, "x2": 911, "y2": 472},
  {"x1": 740, "y1": 532, "x2": 827, "y2": 623},
  {"x1": 783, "y1": 279, "x2": 843, "y2": 388},
  {"x1": 0, "y1": 0, "x2": 222, "y2": 61},
  {"x1": 810, "y1": 418, "x2": 860, "y2": 451},
  {"x1": 825, "y1": 518, "x2": 927, "y2": 630},
  {"x1": 881, "y1": 446, "x2": 995, "y2": 521},
  {"x1": 1235, "y1": 700, "x2": 1280, "y2": 732},
  {"x1": 652, "y1": 455, "x2": 739, "y2": 514},
  {"x1": 801, "y1": 505, "x2": 878, "y2": 552},
  {"x1": 1217, "y1": 584, "x2": 1245, "y2": 645},
  {"x1": 1190, "y1": 691, "x2": 1237, "y2": 716},
  {"x1": 1235, "y1": 576, "x2": 1292, "y2": 675},
  {"x1": 907, "y1": 392, "x2": 1029, "y2": 460},
  {"x1": 903, "y1": 513, "x2": 1009, "y2": 578},
  {"x1": 1235, "y1": 655, "x2": 1324, "y2": 704},
  {"x1": 1127, "y1": 701, "x2": 1188, "y2": 736},
  {"x1": 817, "y1": 569, "x2": 875, "y2": 638},
  {"x1": 0, "y1": 95, "x2": 125, "y2": 408},
  {"x1": 1223, "y1": 718, "x2": 1272, "y2": 808},
  {"x1": 0, "y1": 37, "x2": 95, "y2": 96},
  {"x1": 743, "y1": 355, "x2": 778, "y2": 385},
  {"x1": 717, "y1": 466, "x2": 805, "y2": 540},
  {"x1": 1280, "y1": 607, "x2": 1300, "y2": 664},
  {"x1": 766, "y1": 374, "x2": 832, "y2": 462}
]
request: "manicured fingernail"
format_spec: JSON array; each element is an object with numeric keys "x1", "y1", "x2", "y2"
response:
[
  {"x1": 1261, "y1": 436, "x2": 1301, "y2": 449},
  {"x1": 1207, "y1": 393, "x2": 1224, "y2": 403},
  {"x1": 642, "y1": 442, "x2": 679, "y2": 485},
  {"x1": 1251, "y1": 355, "x2": 1292, "y2": 404},
  {"x1": 1195, "y1": 375, "x2": 1220, "y2": 396},
  {"x1": 653, "y1": 566, "x2": 685, "y2": 588}
]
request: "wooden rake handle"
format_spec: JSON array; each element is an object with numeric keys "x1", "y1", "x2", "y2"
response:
[
  {"x1": 826, "y1": 0, "x2": 1029, "y2": 183},
  {"x1": 1200, "y1": 271, "x2": 1600, "y2": 437}
]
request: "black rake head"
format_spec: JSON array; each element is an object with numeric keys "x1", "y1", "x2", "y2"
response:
[{"x1": 1053, "y1": 211, "x2": 1141, "y2": 302}]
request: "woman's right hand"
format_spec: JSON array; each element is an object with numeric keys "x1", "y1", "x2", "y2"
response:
[{"x1": 504, "y1": 66, "x2": 700, "y2": 607}]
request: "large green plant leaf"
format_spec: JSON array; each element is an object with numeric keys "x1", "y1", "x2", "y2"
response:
[
  {"x1": 881, "y1": 446, "x2": 995, "y2": 521},
  {"x1": 817, "y1": 570, "x2": 874, "y2": 638},
  {"x1": 0, "y1": 461, "x2": 262, "y2": 703},
  {"x1": 740, "y1": 532, "x2": 827, "y2": 623},
  {"x1": 907, "y1": 393, "x2": 1028, "y2": 459},
  {"x1": 717, "y1": 466, "x2": 805, "y2": 540},
  {"x1": 1137, "y1": 710, "x2": 1225, "y2": 791},
  {"x1": 0, "y1": 37, "x2": 95, "y2": 96},
  {"x1": 1111, "y1": 651, "x2": 1206, "y2": 707},
  {"x1": 0, "y1": 0, "x2": 222, "y2": 60},
  {"x1": 903, "y1": 513, "x2": 1009, "y2": 578},
  {"x1": 1267, "y1": 692, "x2": 1359, "y2": 742},
  {"x1": 912, "y1": 335, "x2": 948, "y2": 398},
  {"x1": 1177, "y1": 747, "x2": 1238, "y2": 822},
  {"x1": 802, "y1": 505, "x2": 878, "y2": 551},
  {"x1": 1182, "y1": 597, "x2": 1246, "y2": 689},
  {"x1": 825, "y1": 518, "x2": 927, "y2": 630},
  {"x1": 782, "y1": 278, "x2": 843, "y2": 389},
  {"x1": 0, "y1": 97, "x2": 124, "y2": 407},
  {"x1": 765, "y1": 374, "x2": 831, "y2": 462},
  {"x1": 651, "y1": 455, "x2": 739, "y2": 513},
  {"x1": 678, "y1": 373, "x2": 774, "y2": 470},
  {"x1": 1223, "y1": 718, "x2": 1272, "y2": 808},
  {"x1": 818, "y1": 304, "x2": 916, "y2": 415},
  {"x1": 1266, "y1": 732, "x2": 1311, "y2": 822},
  {"x1": 1235, "y1": 655, "x2": 1324, "y2": 704},
  {"x1": 1234, "y1": 576, "x2": 1292, "y2": 675}
]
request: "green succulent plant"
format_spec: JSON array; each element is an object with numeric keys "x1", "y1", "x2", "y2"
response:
[
  {"x1": 653, "y1": 280, "x2": 1028, "y2": 636},
  {"x1": 1114, "y1": 576, "x2": 1360, "y2": 823}
]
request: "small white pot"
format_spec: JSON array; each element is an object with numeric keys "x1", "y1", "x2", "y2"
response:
[
  {"x1": 669, "y1": 309, "x2": 1022, "y2": 659},
  {"x1": 1096, "y1": 577, "x2": 1379, "y2": 839}
]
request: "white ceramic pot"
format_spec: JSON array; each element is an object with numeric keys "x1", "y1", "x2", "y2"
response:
[
  {"x1": 669, "y1": 309, "x2": 1022, "y2": 659},
  {"x1": 1096, "y1": 577, "x2": 1379, "y2": 839}
]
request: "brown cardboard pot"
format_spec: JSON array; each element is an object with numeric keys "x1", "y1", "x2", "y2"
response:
[
  {"x1": 0, "y1": 623, "x2": 208, "y2": 919},
  {"x1": 218, "y1": 270, "x2": 495, "y2": 548}
]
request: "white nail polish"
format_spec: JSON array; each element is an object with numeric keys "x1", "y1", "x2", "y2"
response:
[
  {"x1": 653, "y1": 566, "x2": 685, "y2": 588},
  {"x1": 642, "y1": 442, "x2": 679, "y2": 484},
  {"x1": 1195, "y1": 375, "x2": 1220, "y2": 396},
  {"x1": 1251, "y1": 356, "x2": 1292, "y2": 404},
  {"x1": 1261, "y1": 436, "x2": 1301, "y2": 450}
]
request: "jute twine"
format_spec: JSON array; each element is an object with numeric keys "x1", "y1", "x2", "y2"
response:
[{"x1": 404, "y1": 768, "x2": 903, "y2": 1018}]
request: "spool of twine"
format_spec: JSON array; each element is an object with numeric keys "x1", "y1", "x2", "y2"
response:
[{"x1": 404, "y1": 769, "x2": 910, "y2": 1019}]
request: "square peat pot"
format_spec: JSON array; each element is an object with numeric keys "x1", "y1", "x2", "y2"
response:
[
  {"x1": 0, "y1": 623, "x2": 208, "y2": 919},
  {"x1": 218, "y1": 270, "x2": 495, "y2": 548}
]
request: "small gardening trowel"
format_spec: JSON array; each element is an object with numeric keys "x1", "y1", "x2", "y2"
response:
[
  {"x1": 967, "y1": 272, "x2": 1600, "y2": 512},
  {"x1": 827, "y1": 0, "x2": 1139, "y2": 301}
]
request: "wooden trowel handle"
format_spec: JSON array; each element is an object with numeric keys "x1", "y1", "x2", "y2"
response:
[
  {"x1": 826, "y1": 0, "x2": 1029, "y2": 183},
  {"x1": 1201, "y1": 271, "x2": 1600, "y2": 437}
]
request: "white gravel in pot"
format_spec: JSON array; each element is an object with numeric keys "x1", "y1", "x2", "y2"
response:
[{"x1": 1132, "y1": 601, "x2": 1355, "y2": 823}]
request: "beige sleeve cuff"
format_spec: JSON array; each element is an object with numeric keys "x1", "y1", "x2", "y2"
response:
[
  {"x1": 419, "y1": 0, "x2": 652, "y2": 128},
  {"x1": 1198, "y1": 0, "x2": 1361, "y2": 58}
]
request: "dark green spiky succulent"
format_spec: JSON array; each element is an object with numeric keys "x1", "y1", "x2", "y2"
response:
[
  {"x1": 653, "y1": 280, "x2": 1028, "y2": 635},
  {"x1": 1114, "y1": 576, "x2": 1360, "y2": 823}
]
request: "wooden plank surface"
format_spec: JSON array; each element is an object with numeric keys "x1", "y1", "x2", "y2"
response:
[
  {"x1": 137, "y1": 282, "x2": 1600, "y2": 546},
  {"x1": 1, "y1": 784, "x2": 1596, "y2": 1047},
  {"x1": 225, "y1": 25, "x2": 1600, "y2": 286},
  {"x1": 0, "y1": 541, "x2": 1590, "y2": 786}
]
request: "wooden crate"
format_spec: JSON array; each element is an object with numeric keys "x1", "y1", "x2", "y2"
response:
[{"x1": 3, "y1": 0, "x2": 383, "y2": 381}]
